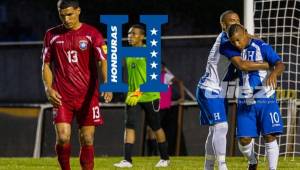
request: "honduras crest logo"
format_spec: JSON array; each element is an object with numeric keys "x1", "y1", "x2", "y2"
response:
[
  {"x1": 99, "y1": 15, "x2": 168, "y2": 92},
  {"x1": 79, "y1": 40, "x2": 88, "y2": 50}
]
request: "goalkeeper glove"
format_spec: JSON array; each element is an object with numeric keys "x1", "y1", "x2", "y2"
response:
[{"x1": 125, "y1": 90, "x2": 142, "y2": 106}]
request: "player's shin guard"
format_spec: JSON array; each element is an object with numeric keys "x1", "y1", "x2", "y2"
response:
[
  {"x1": 147, "y1": 139, "x2": 158, "y2": 156},
  {"x1": 205, "y1": 126, "x2": 215, "y2": 170},
  {"x1": 212, "y1": 122, "x2": 228, "y2": 170},
  {"x1": 238, "y1": 139, "x2": 257, "y2": 165},
  {"x1": 56, "y1": 143, "x2": 71, "y2": 170},
  {"x1": 265, "y1": 140, "x2": 279, "y2": 170},
  {"x1": 158, "y1": 141, "x2": 169, "y2": 160},
  {"x1": 80, "y1": 145, "x2": 94, "y2": 170},
  {"x1": 124, "y1": 143, "x2": 133, "y2": 163}
]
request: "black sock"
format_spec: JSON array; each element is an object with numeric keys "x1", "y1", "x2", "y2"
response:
[
  {"x1": 147, "y1": 139, "x2": 158, "y2": 156},
  {"x1": 158, "y1": 141, "x2": 169, "y2": 160},
  {"x1": 124, "y1": 143, "x2": 133, "y2": 163}
]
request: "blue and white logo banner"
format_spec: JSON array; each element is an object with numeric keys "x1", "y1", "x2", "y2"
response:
[{"x1": 100, "y1": 15, "x2": 168, "y2": 92}]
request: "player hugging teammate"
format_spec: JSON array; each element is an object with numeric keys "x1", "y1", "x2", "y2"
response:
[{"x1": 196, "y1": 10, "x2": 284, "y2": 170}]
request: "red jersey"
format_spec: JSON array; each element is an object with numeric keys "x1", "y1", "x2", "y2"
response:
[{"x1": 42, "y1": 23, "x2": 107, "y2": 102}]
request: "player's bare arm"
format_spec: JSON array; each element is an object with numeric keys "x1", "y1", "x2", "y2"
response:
[
  {"x1": 230, "y1": 56, "x2": 270, "y2": 71},
  {"x1": 98, "y1": 60, "x2": 113, "y2": 103},
  {"x1": 42, "y1": 62, "x2": 62, "y2": 107},
  {"x1": 266, "y1": 61, "x2": 285, "y2": 89}
]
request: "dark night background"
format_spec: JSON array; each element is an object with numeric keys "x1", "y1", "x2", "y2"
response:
[
  {"x1": 0, "y1": 0, "x2": 244, "y2": 103},
  {"x1": 0, "y1": 0, "x2": 243, "y2": 41},
  {"x1": 0, "y1": 0, "x2": 299, "y2": 159},
  {"x1": 0, "y1": 1, "x2": 245, "y2": 157}
]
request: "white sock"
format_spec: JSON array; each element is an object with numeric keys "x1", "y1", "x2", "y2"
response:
[
  {"x1": 238, "y1": 139, "x2": 257, "y2": 164},
  {"x1": 205, "y1": 154, "x2": 215, "y2": 170},
  {"x1": 212, "y1": 122, "x2": 228, "y2": 170},
  {"x1": 204, "y1": 126, "x2": 215, "y2": 170},
  {"x1": 216, "y1": 155, "x2": 227, "y2": 170},
  {"x1": 265, "y1": 140, "x2": 279, "y2": 170}
]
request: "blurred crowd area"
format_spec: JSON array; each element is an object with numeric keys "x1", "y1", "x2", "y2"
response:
[{"x1": 0, "y1": 0, "x2": 242, "y2": 42}]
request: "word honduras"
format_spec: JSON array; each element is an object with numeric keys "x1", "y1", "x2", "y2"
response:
[
  {"x1": 110, "y1": 26, "x2": 118, "y2": 83},
  {"x1": 100, "y1": 15, "x2": 168, "y2": 92}
]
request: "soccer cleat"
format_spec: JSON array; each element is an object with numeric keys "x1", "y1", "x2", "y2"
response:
[
  {"x1": 247, "y1": 163, "x2": 257, "y2": 170},
  {"x1": 248, "y1": 156, "x2": 258, "y2": 170},
  {"x1": 155, "y1": 159, "x2": 170, "y2": 168},
  {"x1": 113, "y1": 160, "x2": 133, "y2": 168}
]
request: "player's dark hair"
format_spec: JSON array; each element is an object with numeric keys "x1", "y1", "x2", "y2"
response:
[
  {"x1": 130, "y1": 24, "x2": 145, "y2": 36},
  {"x1": 227, "y1": 24, "x2": 246, "y2": 38},
  {"x1": 57, "y1": 0, "x2": 79, "y2": 9},
  {"x1": 220, "y1": 10, "x2": 237, "y2": 23}
]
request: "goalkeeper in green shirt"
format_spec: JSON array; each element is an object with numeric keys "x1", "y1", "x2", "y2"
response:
[{"x1": 114, "y1": 24, "x2": 170, "y2": 168}]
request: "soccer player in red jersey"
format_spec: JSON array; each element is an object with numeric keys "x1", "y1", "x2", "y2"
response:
[{"x1": 41, "y1": 0, "x2": 112, "y2": 169}]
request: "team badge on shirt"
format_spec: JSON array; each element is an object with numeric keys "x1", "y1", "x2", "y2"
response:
[{"x1": 79, "y1": 40, "x2": 88, "y2": 50}]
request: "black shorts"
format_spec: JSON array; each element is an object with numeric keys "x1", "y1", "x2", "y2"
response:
[{"x1": 125, "y1": 99, "x2": 161, "y2": 131}]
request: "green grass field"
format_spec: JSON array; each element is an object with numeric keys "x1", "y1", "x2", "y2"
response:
[{"x1": 0, "y1": 157, "x2": 299, "y2": 170}]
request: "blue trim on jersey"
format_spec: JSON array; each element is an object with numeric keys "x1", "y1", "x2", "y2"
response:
[
  {"x1": 242, "y1": 39, "x2": 282, "y2": 94},
  {"x1": 199, "y1": 72, "x2": 209, "y2": 84},
  {"x1": 199, "y1": 32, "x2": 228, "y2": 83},
  {"x1": 219, "y1": 41, "x2": 241, "y2": 59},
  {"x1": 221, "y1": 38, "x2": 282, "y2": 98},
  {"x1": 199, "y1": 32, "x2": 240, "y2": 87},
  {"x1": 220, "y1": 32, "x2": 229, "y2": 44},
  {"x1": 198, "y1": 32, "x2": 232, "y2": 88},
  {"x1": 219, "y1": 32, "x2": 241, "y2": 82},
  {"x1": 252, "y1": 39, "x2": 282, "y2": 66}
]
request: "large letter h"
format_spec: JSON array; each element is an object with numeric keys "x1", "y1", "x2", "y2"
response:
[{"x1": 100, "y1": 15, "x2": 168, "y2": 92}]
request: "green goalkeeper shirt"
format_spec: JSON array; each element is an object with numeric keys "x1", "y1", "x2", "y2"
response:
[{"x1": 126, "y1": 57, "x2": 160, "y2": 102}]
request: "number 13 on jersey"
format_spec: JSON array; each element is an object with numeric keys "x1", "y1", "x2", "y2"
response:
[
  {"x1": 92, "y1": 106, "x2": 101, "y2": 120},
  {"x1": 67, "y1": 50, "x2": 78, "y2": 63}
]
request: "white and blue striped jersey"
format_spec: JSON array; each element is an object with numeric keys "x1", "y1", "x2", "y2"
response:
[
  {"x1": 198, "y1": 32, "x2": 235, "y2": 93},
  {"x1": 220, "y1": 39, "x2": 282, "y2": 99}
]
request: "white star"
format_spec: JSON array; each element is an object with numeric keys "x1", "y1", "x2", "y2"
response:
[
  {"x1": 150, "y1": 73, "x2": 158, "y2": 80},
  {"x1": 150, "y1": 62, "x2": 158, "y2": 69},
  {"x1": 150, "y1": 28, "x2": 158, "y2": 35},
  {"x1": 150, "y1": 39, "x2": 158, "y2": 46},
  {"x1": 150, "y1": 50, "x2": 158, "y2": 57}
]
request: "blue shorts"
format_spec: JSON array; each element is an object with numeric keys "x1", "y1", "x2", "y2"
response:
[
  {"x1": 196, "y1": 87, "x2": 227, "y2": 125},
  {"x1": 237, "y1": 98, "x2": 283, "y2": 138}
]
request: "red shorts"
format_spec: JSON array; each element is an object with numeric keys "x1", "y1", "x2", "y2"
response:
[{"x1": 53, "y1": 96, "x2": 103, "y2": 127}]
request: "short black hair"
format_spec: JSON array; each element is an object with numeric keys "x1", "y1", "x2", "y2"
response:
[
  {"x1": 130, "y1": 24, "x2": 145, "y2": 36},
  {"x1": 227, "y1": 24, "x2": 246, "y2": 38},
  {"x1": 57, "y1": 0, "x2": 79, "y2": 9},
  {"x1": 220, "y1": 10, "x2": 237, "y2": 23}
]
